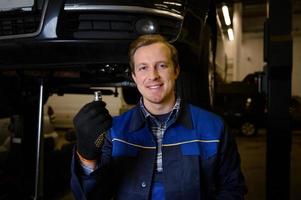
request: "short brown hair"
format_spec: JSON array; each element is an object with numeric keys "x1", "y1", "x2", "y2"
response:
[{"x1": 129, "y1": 34, "x2": 179, "y2": 74}]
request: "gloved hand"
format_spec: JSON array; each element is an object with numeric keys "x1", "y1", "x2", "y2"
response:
[{"x1": 73, "y1": 101, "x2": 112, "y2": 160}]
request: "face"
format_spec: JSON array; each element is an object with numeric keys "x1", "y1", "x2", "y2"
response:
[{"x1": 132, "y1": 42, "x2": 179, "y2": 110}]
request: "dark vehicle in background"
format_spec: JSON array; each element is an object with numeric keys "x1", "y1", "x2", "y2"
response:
[
  {"x1": 215, "y1": 70, "x2": 301, "y2": 136},
  {"x1": 214, "y1": 72, "x2": 267, "y2": 136},
  {"x1": 0, "y1": 0, "x2": 224, "y2": 199}
]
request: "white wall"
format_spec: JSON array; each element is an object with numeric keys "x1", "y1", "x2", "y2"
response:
[
  {"x1": 292, "y1": 14, "x2": 301, "y2": 96},
  {"x1": 224, "y1": 13, "x2": 301, "y2": 96},
  {"x1": 240, "y1": 33, "x2": 265, "y2": 80},
  {"x1": 292, "y1": 35, "x2": 301, "y2": 96}
]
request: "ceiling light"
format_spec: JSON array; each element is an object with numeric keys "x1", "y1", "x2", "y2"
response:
[
  {"x1": 222, "y1": 5, "x2": 231, "y2": 26},
  {"x1": 227, "y1": 28, "x2": 234, "y2": 41}
]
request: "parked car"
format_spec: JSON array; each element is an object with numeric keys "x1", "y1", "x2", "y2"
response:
[
  {"x1": 214, "y1": 80, "x2": 266, "y2": 136},
  {"x1": 0, "y1": 0, "x2": 225, "y2": 199}
]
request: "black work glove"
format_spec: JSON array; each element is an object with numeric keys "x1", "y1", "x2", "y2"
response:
[{"x1": 73, "y1": 101, "x2": 112, "y2": 160}]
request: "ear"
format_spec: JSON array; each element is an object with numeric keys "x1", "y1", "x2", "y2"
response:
[{"x1": 175, "y1": 65, "x2": 180, "y2": 78}]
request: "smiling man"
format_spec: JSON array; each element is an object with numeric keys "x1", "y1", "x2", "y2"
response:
[
  {"x1": 131, "y1": 40, "x2": 179, "y2": 114},
  {"x1": 71, "y1": 34, "x2": 247, "y2": 200}
]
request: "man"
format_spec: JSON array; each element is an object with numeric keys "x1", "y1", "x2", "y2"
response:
[{"x1": 71, "y1": 34, "x2": 247, "y2": 199}]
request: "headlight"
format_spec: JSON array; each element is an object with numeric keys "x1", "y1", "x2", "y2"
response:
[{"x1": 135, "y1": 18, "x2": 158, "y2": 35}]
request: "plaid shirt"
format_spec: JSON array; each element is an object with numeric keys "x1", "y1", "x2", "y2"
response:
[{"x1": 139, "y1": 97, "x2": 181, "y2": 172}]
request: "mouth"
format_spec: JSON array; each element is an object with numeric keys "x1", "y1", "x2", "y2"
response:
[{"x1": 147, "y1": 83, "x2": 163, "y2": 89}]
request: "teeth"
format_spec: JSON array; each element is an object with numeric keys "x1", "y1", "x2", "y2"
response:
[{"x1": 149, "y1": 85, "x2": 160, "y2": 89}]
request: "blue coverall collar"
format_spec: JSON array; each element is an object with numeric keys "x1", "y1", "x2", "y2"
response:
[{"x1": 128, "y1": 100, "x2": 193, "y2": 132}]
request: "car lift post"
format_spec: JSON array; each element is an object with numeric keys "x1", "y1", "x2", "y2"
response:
[
  {"x1": 264, "y1": 1, "x2": 292, "y2": 200},
  {"x1": 33, "y1": 78, "x2": 44, "y2": 200}
]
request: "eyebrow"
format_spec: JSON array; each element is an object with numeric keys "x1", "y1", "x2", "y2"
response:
[
  {"x1": 135, "y1": 60, "x2": 169, "y2": 67},
  {"x1": 136, "y1": 63, "x2": 148, "y2": 67}
]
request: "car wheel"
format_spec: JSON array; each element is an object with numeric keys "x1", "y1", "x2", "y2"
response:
[{"x1": 240, "y1": 121, "x2": 258, "y2": 136}]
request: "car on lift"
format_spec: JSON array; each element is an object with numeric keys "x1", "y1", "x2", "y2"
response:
[
  {"x1": 0, "y1": 0, "x2": 220, "y2": 111},
  {"x1": 0, "y1": 0, "x2": 224, "y2": 199}
]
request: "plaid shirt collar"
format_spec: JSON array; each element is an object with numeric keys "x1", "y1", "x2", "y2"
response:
[
  {"x1": 127, "y1": 97, "x2": 193, "y2": 132},
  {"x1": 139, "y1": 96, "x2": 181, "y2": 124}
]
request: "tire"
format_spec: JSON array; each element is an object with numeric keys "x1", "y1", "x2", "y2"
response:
[{"x1": 240, "y1": 121, "x2": 258, "y2": 136}]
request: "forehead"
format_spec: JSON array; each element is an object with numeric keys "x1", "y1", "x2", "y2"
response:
[{"x1": 133, "y1": 42, "x2": 171, "y2": 62}]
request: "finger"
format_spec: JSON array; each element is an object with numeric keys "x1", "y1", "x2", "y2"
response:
[
  {"x1": 98, "y1": 118, "x2": 113, "y2": 132},
  {"x1": 89, "y1": 112, "x2": 112, "y2": 124}
]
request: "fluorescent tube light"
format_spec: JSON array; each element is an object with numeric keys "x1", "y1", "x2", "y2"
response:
[
  {"x1": 222, "y1": 5, "x2": 231, "y2": 26},
  {"x1": 227, "y1": 28, "x2": 234, "y2": 41}
]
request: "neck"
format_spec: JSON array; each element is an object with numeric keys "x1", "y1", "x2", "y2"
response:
[{"x1": 143, "y1": 95, "x2": 176, "y2": 115}]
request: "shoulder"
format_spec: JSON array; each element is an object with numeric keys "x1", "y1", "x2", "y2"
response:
[
  {"x1": 188, "y1": 104, "x2": 223, "y2": 123},
  {"x1": 187, "y1": 104, "x2": 225, "y2": 136}
]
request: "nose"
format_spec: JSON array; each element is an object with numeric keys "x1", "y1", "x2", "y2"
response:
[{"x1": 148, "y1": 67, "x2": 160, "y2": 80}]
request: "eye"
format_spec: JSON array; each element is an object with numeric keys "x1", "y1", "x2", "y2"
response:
[
  {"x1": 137, "y1": 65, "x2": 147, "y2": 71},
  {"x1": 158, "y1": 62, "x2": 167, "y2": 68}
]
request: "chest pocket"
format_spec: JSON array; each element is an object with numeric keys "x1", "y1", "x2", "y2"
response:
[{"x1": 180, "y1": 141, "x2": 219, "y2": 159}]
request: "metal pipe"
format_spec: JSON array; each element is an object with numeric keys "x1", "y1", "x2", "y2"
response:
[{"x1": 34, "y1": 79, "x2": 44, "y2": 200}]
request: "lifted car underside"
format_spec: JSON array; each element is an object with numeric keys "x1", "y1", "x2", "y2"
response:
[{"x1": 0, "y1": 0, "x2": 219, "y2": 198}]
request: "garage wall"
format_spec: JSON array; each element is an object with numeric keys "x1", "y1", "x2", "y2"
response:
[
  {"x1": 292, "y1": 13, "x2": 301, "y2": 96},
  {"x1": 292, "y1": 34, "x2": 301, "y2": 96},
  {"x1": 224, "y1": 32, "x2": 265, "y2": 81},
  {"x1": 224, "y1": 13, "x2": 301, "y2": 97},
  {"x1": 240, "y1": 33, "x2": 265, "y2": 80}
]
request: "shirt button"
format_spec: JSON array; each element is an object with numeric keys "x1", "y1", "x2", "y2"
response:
[{"x1": 141, "y1": 182, "x2": 147, "y2": 188}]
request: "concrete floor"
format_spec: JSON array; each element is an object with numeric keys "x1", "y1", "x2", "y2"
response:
[{"x1": 237, "y1": 129, "x2": 301, "y2": 200}]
